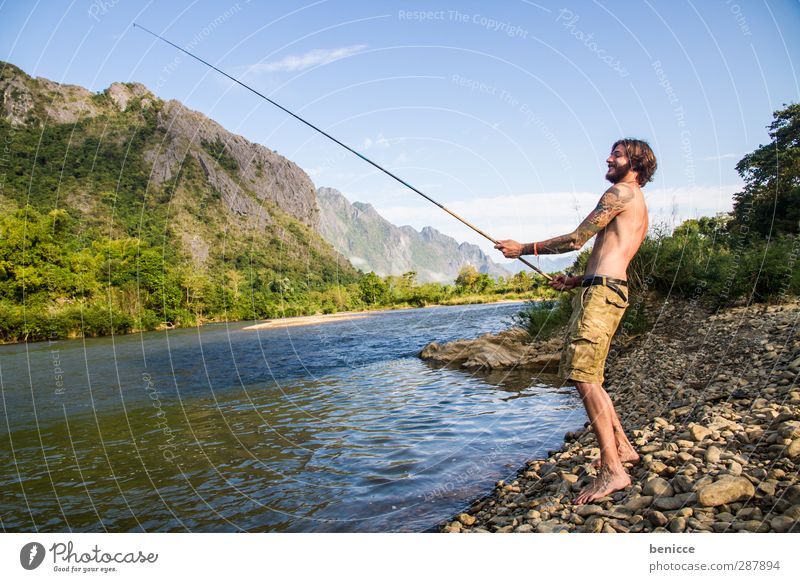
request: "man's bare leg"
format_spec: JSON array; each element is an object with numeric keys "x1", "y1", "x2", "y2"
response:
[
  {"x1": 590, "y1": 389, "x2": 640, "y2": 469},
  {"x1": 573, "y1": 380, "x2": 631, "y2": 504}
]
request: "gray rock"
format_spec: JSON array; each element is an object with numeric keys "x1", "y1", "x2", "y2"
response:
[
  {"x1": 583, "y1": 515, "x2": 604, "y2": 533},
  {"x1": 575, "y1": 504, "x2": 603, "y2": 517},
  {"x1": 652, "y1": 493, "x2": 695, "y2": 511},
  {"x1": 623, "y1": 496, "x2": 654, "y2": 511},
  {"x1": 668, "y1": 516, "x2": 687, "y2": 533},
  {"x1": 535, "y1": 519, "x2": 562, "y2": 533},
  {"x1": 643, "y1": 478, "x2": 673, "y2": 497},
  {"x1": 770, "y1": 515, "x2": 797, "y2": 533},
  {"x1": 782, "y1": 485, "x2": 800, "y2": 506},
  {"x1": 647, "y1": 510, "x2": 668, "y2": 527},
  {"x1": 783, "y1": 505, "x2": 800, "y2": 520}
]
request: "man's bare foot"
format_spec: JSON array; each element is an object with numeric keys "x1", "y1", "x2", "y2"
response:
[
  {"x1": 574, "y1": 465, "x2": 631, "y2": 505},
  {"x1": 590, "y1": 446, "x2": 640, "y2": 469}
]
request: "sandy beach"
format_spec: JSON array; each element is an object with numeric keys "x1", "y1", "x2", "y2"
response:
[
  {"x1": 242, "y1": 298, "x2": 531, "y2": 331},
  {"x1": 242, "y1": 312, "x2": 372, "y2": 329}
]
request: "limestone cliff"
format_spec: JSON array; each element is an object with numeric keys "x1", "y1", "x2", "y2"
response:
[{"x1": 317, "y1": 186, "x2": 511, "y2": 283}]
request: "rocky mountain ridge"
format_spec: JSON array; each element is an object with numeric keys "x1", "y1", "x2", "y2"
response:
[{"x1": 316, "y1": 186, "x2": 512, "y2": 283}]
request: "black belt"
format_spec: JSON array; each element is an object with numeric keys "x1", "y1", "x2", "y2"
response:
[{"x1": 581, "y1": 275, "x2": 628, "y2": 303}]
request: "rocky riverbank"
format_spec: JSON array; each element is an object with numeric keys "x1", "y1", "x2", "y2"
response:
[{"x1": 421, "y1": 299, "x2": 800, "y2": 533}]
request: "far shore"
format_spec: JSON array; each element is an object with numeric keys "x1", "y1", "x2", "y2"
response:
[{"x1": 242, "y1": 298, "x2": 530, "y2": 330}]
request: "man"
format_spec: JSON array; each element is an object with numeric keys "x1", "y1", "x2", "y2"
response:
[{"x1": 495, "y1": 139, "x2": 656, "y2": 504}]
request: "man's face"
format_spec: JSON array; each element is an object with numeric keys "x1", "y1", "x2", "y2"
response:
[{"x1": 605, "y1": 145, "x2": 631, "y2": 184}]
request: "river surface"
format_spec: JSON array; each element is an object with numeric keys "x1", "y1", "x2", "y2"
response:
[{"x1": 0, "y1": 302, "x2": 585, "y2": 532}]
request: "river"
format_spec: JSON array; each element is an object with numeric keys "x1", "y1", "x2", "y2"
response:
[{"x1": 0, "y1": 302, "x2": 585, "y2": 532}]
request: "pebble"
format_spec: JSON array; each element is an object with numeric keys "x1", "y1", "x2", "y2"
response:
[
  {"x1": 457, "y1": 513, "x2": 476, "y2": 526},
  {"x1": 697, "y1": 477, "x2": 755, "y2": 507},
  {"x1": 705, "y1": 446, "x2": 721, "y2": 464},
  {"x1": 770, "y1": 516, "x2": 796, "y2": 533},
  {"x1": 643, "y1": 478, "x2": 673, "y2": 497}
]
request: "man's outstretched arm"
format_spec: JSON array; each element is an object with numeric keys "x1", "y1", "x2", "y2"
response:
[{"x1": 495, "y1": 185, "x2": 633, "y2": 257}]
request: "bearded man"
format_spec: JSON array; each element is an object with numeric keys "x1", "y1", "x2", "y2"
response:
[{"x1": 495, "y1": 138, "x2": 657, "y2": 504}]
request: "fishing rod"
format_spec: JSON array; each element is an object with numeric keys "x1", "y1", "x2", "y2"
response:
[{"x1": 134, "y1": 23, "x2": 552, "y2": 281}]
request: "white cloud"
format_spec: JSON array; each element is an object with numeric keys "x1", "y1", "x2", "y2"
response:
[
  {"x1": 362, "y1": 132, "x2": 390, "y2": 150},
  {"x1": 349, "y1": 256, "x2": 369, "y2": 268},
  {"x1": 246, "y1": 45, "x2": 367, "y2": 75}
]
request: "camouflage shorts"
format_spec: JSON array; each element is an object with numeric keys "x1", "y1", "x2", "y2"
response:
[{"x1": 558, "y1": 285, "x2": 628, "y2": 384}]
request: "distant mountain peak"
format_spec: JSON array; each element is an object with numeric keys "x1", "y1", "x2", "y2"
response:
[{"x1": 315, "y1": 186, "x2": 511, "y2": 283}]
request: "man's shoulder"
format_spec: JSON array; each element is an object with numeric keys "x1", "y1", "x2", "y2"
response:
[{"x1": 606, "y1": 182, "x2": 638, "y2": 197}]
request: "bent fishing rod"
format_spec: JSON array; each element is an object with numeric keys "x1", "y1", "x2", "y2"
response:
[{"x1": 134, "y1": 23, "x2": 551, "y2": 281}]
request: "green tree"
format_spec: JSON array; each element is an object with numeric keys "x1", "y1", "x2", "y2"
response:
[
  {"x1": 455, "y1": 264, "x2": 480, "y2": 292},
  {"x1": 731, "y1": 103, "x2": 800, "y2": 237},
  {"x1": 359, "y1": 272, "x2": 388, "y2": 305}
]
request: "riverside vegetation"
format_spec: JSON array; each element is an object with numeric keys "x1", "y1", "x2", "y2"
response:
[{"x1": 422, "y1": 103, "x2": 800, "y2": 533}]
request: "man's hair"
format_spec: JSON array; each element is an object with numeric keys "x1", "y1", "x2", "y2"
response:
[{"x1": 613, "y1": 138, "x2": 657, "y2": 186}]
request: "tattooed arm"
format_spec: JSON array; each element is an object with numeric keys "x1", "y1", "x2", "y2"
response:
[{"x1": 494, "y1": 185, "x2": 634, "y2": 258}]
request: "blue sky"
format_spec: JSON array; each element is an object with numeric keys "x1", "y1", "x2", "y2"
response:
[{"x1": 2, "y1": 0, "x2": 799, "y2": 258}]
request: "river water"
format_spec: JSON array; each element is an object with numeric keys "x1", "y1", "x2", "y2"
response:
[{"x1": 0, "y1": 302, "x2": 585, "y2": 532}]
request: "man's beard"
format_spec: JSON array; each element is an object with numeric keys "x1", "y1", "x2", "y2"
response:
[{"x1": 606, "y1": 160, "x2": 631, "y2": 184}]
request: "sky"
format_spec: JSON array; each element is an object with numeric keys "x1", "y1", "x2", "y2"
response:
[{"x1": 2, "y1": 0, "x2": 799, "y2": 260}]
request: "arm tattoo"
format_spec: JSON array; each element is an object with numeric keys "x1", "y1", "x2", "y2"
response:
[{"x1": 527, "y1": 185, "x2": 634, "y2": 255}]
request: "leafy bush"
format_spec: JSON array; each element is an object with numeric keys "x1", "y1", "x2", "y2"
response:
[{"x1": 513, "y1": 295, "x2": 573, "y2": 340}]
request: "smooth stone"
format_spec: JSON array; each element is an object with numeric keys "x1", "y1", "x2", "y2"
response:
[
  {"x1": 689, "y1": 424, "x2": 712, "y2": 441},
  {"x1": 647, "y1": 510, "x2": 668, "y2": 527},
  {"x1": 757, "y1": 481, "x2": 777, "y2": 496},
  {"x1": 624, "y1": 496, "x2": 654, "y2": 511},
  {"x1": 697, "y1": 477, "x2": 755, "y2": 507},
  {"x1": 643, "y1": 478, "x2": 673, "y2": 497},
  {"x1": 736, "y1": 507, "x2": 762, "y2": 521},
  {"x1": 705, "y1": 446, "x2": 721, "y2": 464},
  {"x1": 575, "y1": 504, "x2": 603, "y2": 517},
  {"x1": 583, "y1": 515, "x2": 604, "y2": 533},
  {"x1": 784, "y1": 485, "x2": 800, "y2": 506},
  {"x1": 770, "y1": 515, "x2": 797, "y2": 533},
  {"x1": 668, "y1": 516, "x2": 687, "y2": 533},
  {"x1": 672, "y1": 475, "x2": 694, "y2": 494},
  {"x1": 652, "y1": 493, "x2": 696, "y2": 511},
  {"x1": 457, "y1": 513, "x2": 476, "y2": 526},
  {"x1": 783, "y1": 505, "x2": 800, "y2": 520},
  {"x1": 648, "y1": 461, "x2": 669, "y2": 475},
  {"x1": 535, "y1": 519, "x2": 562, "y2": 533}
]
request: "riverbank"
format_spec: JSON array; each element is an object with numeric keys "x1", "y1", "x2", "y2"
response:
[
  {"x1": 0, "y1": 295, "x2": 535, "y2": 345},
  {"x1": 422, "y1": 299, "x2": 800, "y2": 533},
  {"x1": 244, "y1": 299, "x2": 529, "y2": 330}
]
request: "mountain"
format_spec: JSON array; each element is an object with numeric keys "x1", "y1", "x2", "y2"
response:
[
  {"x1": 316, "y1": 187, "x2": 511, "y2": 283},
  {"x1": 0, "y1": 61, "x2": 358, "y2": 336}
]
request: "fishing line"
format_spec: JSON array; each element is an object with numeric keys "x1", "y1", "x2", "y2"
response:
[{"x1": 134, "y1": 23, "x2": 551, "y2": 280}]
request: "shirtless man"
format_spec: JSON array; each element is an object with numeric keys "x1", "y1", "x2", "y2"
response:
[{"x1": 495, "y1": 139, "x2": 657, "y2": 504}]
